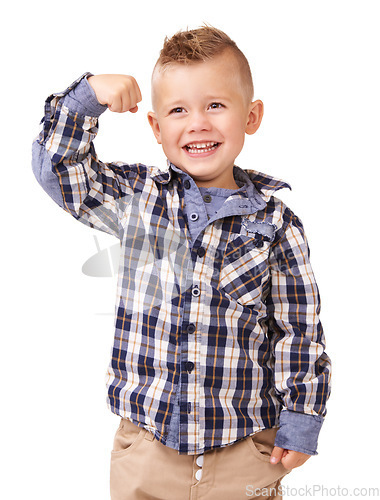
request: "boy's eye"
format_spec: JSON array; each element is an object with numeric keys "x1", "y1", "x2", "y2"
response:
[
  {"x1": 209, "y1": 102, "x2": 224, "y2": 109},
  {"x1": 170, "y1": 107, "x2": 185, "y2": 114}
]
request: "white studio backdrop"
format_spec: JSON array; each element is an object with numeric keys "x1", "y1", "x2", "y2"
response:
[{"x1": 1, "y1": 1, "x2": 379, "y2": 498}]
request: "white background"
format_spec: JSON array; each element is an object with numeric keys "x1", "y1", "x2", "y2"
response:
[{"x1": 1, "y1": 1, "x2": 379, "y2": 498}]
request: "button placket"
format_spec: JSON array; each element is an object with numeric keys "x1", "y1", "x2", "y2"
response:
[{"x1": 180, "y1": 178, "x2": 208, "y2": 452}]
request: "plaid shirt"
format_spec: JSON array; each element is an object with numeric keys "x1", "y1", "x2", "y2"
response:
[{"x1": 32, "y1": 73, "x2": 331, "y2": 456}]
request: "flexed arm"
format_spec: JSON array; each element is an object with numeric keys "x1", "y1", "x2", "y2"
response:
[{"x1": 32, "y1": 73, "x2": 142, "y2": 237}]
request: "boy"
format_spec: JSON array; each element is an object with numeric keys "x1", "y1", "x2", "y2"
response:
[{"x1": 32, "y1": 26, "x2": 331, "y2": 500}]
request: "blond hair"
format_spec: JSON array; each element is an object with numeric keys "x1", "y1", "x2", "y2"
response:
[{"x1": 153, "y1": 26, "x2": 254, "y2": 102}]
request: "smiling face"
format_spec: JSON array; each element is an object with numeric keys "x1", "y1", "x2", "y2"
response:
[{"x1": 148, "y1": 50, "x2": 263, "y2": 189}]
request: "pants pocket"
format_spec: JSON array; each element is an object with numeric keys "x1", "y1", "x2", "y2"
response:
[
  {"x1": 111, "y1": 418, "x2": 146, "y2": 458},
  {"x1": 244, "y1": 428, "x2": 290, "y2": 491},
  {"x1": 246, "y1": 427, "x2": 278, "y2": 462}
]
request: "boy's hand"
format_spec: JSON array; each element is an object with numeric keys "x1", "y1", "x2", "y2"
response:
[
  {"x1": 87, "y1": 74, "x2": 142, "y2": 113},
  {"x1": 270, "y1": 446, "x2": 311, "y2": 470}
]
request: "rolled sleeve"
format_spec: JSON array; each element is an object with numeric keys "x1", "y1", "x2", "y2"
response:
[
  {"x1": 274, "y1": 409, "x2": 324, "y2": 455},
  {"x1": 62, "y1": 74, "x2": 108, "y2": 117}
]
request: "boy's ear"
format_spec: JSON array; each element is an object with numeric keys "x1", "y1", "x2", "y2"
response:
[
  {"x1": 147, "y1": 111, "x2": 162, "y2": 144},
  {"x1": 245, "y1": 100, "x2": 264, "y2": 135}
]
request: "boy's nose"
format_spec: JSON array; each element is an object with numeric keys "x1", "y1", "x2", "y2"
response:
[{"x1": 187, "y1": 111, "x2": 212, "y2": 132}]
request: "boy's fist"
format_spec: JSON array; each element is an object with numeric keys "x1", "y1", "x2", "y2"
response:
[{"x1": 87, "y1": 74, "x2": 142, "y2": 113}]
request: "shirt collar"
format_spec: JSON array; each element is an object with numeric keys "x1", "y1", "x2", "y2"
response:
[
  {"x1": 157, "y1": 161, "x2": 291, "y2": 204},
  {"x1": 233, "y1": 166, "x2": 291, "y2": 202},
  {"x1": 165, "y1": 160, "x2": 292, "y2": 197}
]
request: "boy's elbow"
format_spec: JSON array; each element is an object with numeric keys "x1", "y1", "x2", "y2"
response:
[
  {"x1": 31, "y1": 140, "x2": 64, "y2": 208},
  {"x1": 31, "y1": 139, "x2": 45, "y2": 183}
]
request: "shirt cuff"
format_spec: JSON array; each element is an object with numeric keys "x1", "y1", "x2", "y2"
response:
[
  {"x1": 274, "y1": 410, "x2": 324, "y2": 456},
  {"x1": 62, "y1": 74, "x2": 108, "y2": 117}
]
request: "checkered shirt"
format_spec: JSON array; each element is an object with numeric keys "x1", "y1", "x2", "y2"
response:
[{"x1": 32, "y1": 73, "x2": 331, "y2": 455}]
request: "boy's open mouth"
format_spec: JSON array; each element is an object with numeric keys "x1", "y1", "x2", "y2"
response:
[{"x1": 183, "y1": 142, "x2": 221, "y2": 154}]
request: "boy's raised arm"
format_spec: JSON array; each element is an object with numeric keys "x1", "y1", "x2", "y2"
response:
[{"x1": 32, "y1": 73, "x2": 141, "y2": 238}]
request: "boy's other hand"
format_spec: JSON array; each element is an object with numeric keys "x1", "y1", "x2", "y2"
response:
[
  {"x1": 270, "y1": 446, "x2": 311, "y2": 470},
  {"x1": 88, "y1": 74, "x2": 142, "y2": 113}
]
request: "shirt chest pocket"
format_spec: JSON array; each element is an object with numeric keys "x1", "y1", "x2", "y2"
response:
[{"x1": 218, "y1": 234, "x2": 271, "y2": 307}]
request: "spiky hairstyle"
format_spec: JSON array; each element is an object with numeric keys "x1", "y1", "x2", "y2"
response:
[{"x1": 153, "y1": 26, "x2": 254, "y2": 101}]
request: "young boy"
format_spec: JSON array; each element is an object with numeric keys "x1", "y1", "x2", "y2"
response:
[{"x1": 32, "y1": 26, "x2": 331, "y2": 500}]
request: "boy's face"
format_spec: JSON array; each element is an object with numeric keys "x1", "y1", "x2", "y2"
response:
[{"x1": 148, "y1": 51, "x2": 263, "y2": 189}]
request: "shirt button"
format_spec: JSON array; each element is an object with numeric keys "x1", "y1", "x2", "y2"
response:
[
  {"x1": 184, "y1": 179, "x2": 191, "y2": 189},
  {"x1": 197, "y1": 247, "x2": 206, "y2": 257},
  {"x1": 196, "y1": 455, "x2": 204, "y2": 467},
  {"x1": 203, "y1": 194, "x2": 212, "y2": 203},
  {"x1": 190, "y1": 212, "x2": 199, "y2": 221},
  {"x1": 187, "y1": 323, "x2": 196, "y2": 334},
  {"x1": 195, "y1": 469, "x2": 203, "y2": 481},
  {"x1": 184, "y1": 361, "x2": 194, "y2": 372},
  {"x1": 192, "y1": 286, "x2": 200, "y2": 297}
]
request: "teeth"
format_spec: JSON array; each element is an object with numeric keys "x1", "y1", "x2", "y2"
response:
[
  {"x1": 185, "y1": 142, "x2": 219, "y2": 154},
  {"x1": 187, "y1": 142, "x2": 216, "y2": 148}
]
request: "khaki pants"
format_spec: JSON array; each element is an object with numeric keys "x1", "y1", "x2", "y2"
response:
[{"x1": 110, "y1": 418, "x2": 290, "y2": 500}]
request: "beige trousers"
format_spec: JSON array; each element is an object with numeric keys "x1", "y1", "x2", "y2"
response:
[{"x1": 110, "y1": 418, "x2": 290, "y2": 500}]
